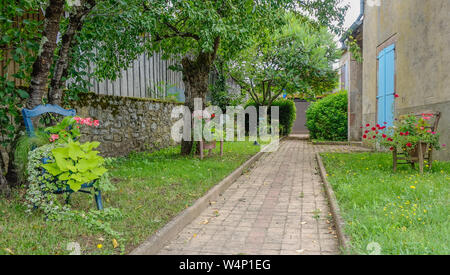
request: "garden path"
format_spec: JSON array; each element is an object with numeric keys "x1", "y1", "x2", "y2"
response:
[{"x1": 158, "y1": 139, "x2": 368, "y2": 255}]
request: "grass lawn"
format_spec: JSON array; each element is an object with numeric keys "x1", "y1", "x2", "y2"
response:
[
  {"x1": 321, "y1": 152, "x2": 450, "y2": 255},
  {"x1": 0, "y1": 141, "x2": 260, "y2": 255}
]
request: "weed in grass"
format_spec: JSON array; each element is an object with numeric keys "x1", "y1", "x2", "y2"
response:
[{"x1": 312, "y1": 209, "x2": 321, "y2": 220}]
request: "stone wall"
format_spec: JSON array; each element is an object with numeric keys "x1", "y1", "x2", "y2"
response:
[{"x1": 72, "y1": 93, "x2": 182, "y2": 157}]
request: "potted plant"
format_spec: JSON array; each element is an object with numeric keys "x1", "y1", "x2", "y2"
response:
[
  {"x1": 23, "y1": 116, "x2": 109, "y2": 215},
  {"x1": 363, "y1": 113, "x2": 445, "y2": 161},
  {"x1": 193, "y1": 111, "x2": 224, "y2": 159}
]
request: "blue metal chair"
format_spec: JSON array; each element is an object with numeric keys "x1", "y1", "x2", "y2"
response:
[{"x1": 22, "y1": 104, "x2": 103, "y2": 210}]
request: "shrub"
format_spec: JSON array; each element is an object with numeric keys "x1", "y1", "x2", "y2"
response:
[
  {"x1": 245, "y1": 99, "x2": 296, "y2": 136},
  {"x1": 306, "y1": 91, "x2": 348, "y2": 141}
]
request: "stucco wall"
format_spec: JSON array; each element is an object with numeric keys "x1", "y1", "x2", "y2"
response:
[
  {"x1": 340, "y1": 50, "x2": 363, "y2": 142},
  {"x1": 72, "y1": 93, "x2": 182, "y2": 157},
  {"x1": 362, "y1": 0, "x2": 450, "y2": 160}
]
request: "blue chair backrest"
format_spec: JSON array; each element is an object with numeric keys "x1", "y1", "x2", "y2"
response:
[{"x1": 22, "y1": 104, "x2": 76, "y2": 137}]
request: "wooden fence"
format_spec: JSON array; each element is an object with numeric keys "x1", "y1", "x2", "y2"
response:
[{"x1": 83, "y1": 52, "x2": 186, "y2": 100}]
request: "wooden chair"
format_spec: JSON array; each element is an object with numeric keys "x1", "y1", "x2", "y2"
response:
[
  {"x1": 199, "y1": 140, "x2": 223, "y2": 160},
  {"x1": 22, "y1": 104, "x2": 103, "y2": 210},
  {"x1": 393, "y1": 111, "x2": 441, "y2": 174}
]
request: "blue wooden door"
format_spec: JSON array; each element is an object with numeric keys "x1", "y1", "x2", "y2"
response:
[{"x1": 377, "y1": 44, "x2": 396, "y2": 127}]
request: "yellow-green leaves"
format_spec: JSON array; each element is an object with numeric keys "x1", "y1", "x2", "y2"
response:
[{"x1": 41, "y1": 140, "x2": 107, "y2": 192}]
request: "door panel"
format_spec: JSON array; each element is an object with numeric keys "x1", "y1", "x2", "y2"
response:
[{"x1": 377, "y1": 44, "x2": 396, "y2": 127}]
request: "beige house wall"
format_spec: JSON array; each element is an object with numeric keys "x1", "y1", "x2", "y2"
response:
[{"x1": 362, "y1": 0, "x2": 450, "y2": 160}]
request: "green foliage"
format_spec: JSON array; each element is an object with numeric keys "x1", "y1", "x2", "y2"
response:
[
  {"x1": 229, "y1": 14, "x2": 339, "y2": 105},
  {"x1": 306, "y1": 91, "x2": 348, "y2": 141},
  {"x1": 0, "y1": 0, "x2": 43, "y2": 145},
  {"x1": 14, "y1": 130, "x2": 50, "y2": 183},
  {"x1": 347, "y1": 35, "x2": 363, "y2": 63},
  {"x1": 42, "y1": 140, "x2": 107, "y2": 192},
  {"x1": 246, "y1": 99, "x2": 296, "y2": 136},
  {"x1": 44, "y1": 116, "x2": 81, "y2": 142},
  {"x1": 210, "y1": 60, "x2": 245, "y2": 112}
]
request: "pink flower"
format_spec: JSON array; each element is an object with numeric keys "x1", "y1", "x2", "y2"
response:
[
  {"x1": 74, "y1": 117, "x2": 82, "y2": 123},
  {"x1": 49, "y1": 134, "x2": 59, "y2": 142},
  {"x1": 82, "y1": 117, "x2": 93, "y2": 126},
  {"x1": 427, "y1": 130, "x2": 432, "y2": 133},
  {"x1": 93, "y1": 120, "x2": 100, "y2": 127},
  {"x1": 432, "y1": 132, "x2": 436, "y2": 135},
  {"x1": 420, "y1": 127, "x2": 425, "y2": 130},
  {"x1": 443, "y1": 144, "x2": 447, "y2": 147}
]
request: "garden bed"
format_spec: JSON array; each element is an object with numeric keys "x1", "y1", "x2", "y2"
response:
[
  {"x1": 321, "y1": 152, "x2": 450, "y2": 255},
  {"x1": 0, "y1": 141, "x2": 260, "y2": 255}
]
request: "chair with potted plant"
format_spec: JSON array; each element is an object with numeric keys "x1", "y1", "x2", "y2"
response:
[
  {"x1": 22, "y1": 104, "x2": 104, "y2": 210},
  {"x1": 392, "y1": 111, "x2": 441, "y2": 174}
]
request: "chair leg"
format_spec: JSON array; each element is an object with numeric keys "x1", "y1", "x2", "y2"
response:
[
  {"x1": 428, "y1": 148, "x2": 434, "y2": 170},
  {"x1": 65, "y1": 193, "x2": 72, "y2": 205},
  {"x1": 199, "y1": 140, "x2": 204, "y2": 160},
  {"x1": 393, "y1": 150, "x2": 397, "y2": 172},
  {"x1": 418, "y1": 142, "x2": 424, "y2": 174},
  {"x1": 95, "y1": 189, "x2": 103, "y2": 210}
]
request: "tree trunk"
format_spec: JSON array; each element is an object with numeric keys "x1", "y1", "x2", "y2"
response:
[
  {"x1": 0, "y1": 165, "x2": 10, "y2": 197},
  {"x1": 27, "y1": 0, "x2": 65, "y2": 108},
  {"x1": 180, "y1": 52, "x2": 213, "y2": 155},
  {"x1": 49, "y1": 0, "x2": 96, "y2": 106}
]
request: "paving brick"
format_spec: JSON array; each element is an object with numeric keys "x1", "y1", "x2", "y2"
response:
[{"x1": 157, "y1": 140, "x2": 369, "y2": 255}]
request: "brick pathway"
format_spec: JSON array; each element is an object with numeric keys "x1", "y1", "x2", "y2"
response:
[{"x1": 158, "y1": 139, "x2": 368, "y2": 255}]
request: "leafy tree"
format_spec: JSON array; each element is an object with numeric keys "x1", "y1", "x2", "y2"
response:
[
  {"x1": 131, "y1": 0, "x2": 347, "y2": 155},
  {"x1": 210, "y1": 58, "x2": 245, "y2": 112},
  {"x1": 228, "y1": 14, "x2": 340, "y2": 107}
]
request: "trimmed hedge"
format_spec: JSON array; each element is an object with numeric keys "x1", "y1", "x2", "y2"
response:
[
  {"x1": 245, "y1": 99, "x2": 296, "y2": 136},
  {"x1": 306, "y1": 91, "x2": 348, "y2": 141}
]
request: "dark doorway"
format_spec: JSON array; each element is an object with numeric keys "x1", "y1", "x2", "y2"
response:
[{"x1": 292, "y1": 99, "x2": 310, "y2": 135}]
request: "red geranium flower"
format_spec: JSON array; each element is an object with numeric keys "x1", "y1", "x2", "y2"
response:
[
  {"x1": 366, "y1": 124, "x2": 370, "y2": 127},
  {"x1": 394, "y1": 94, "x2": 400, "y2": 98},
  {"x1": 363, "y1": 135, "x2": 367, "y2": 139},
  {"x1": 211, "y1": 113, "x2": 215, "y2": 119},
  {"x1": 406, "y1": 143, "x2": 412, "y2": 147},
  {"x1": 372, "y1": 127, "x2": 376, "y2": 131},
  {"x1": 382, "y1": 134, "x2": 387, "y2": 138},
  {"x1": 390, "y1": 147, "x2": 394, "y2": 151}
]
